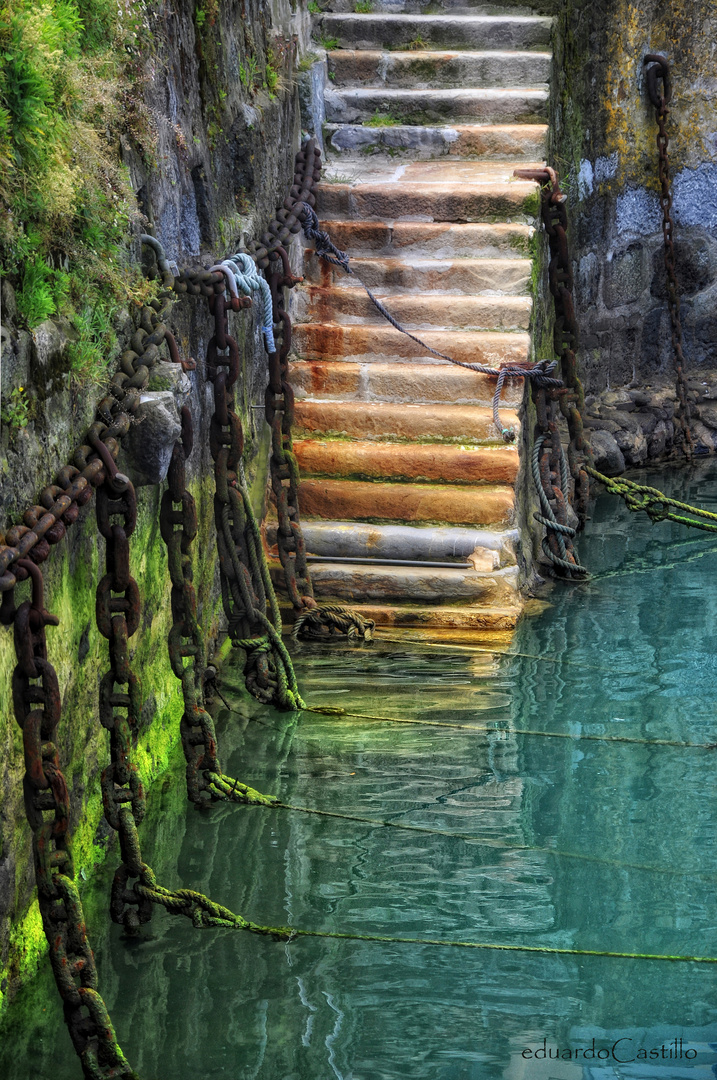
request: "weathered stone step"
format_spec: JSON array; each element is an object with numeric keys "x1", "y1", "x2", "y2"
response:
[
  {"x1": 295, "y1": 287, "x2": 531, "y2": 330},
  {"x1": 316, "y1": 13, "x2": 553, "y2": 51},
  {"x1": 295, "y1": 400, "x2": 518, "y2": 441},
  {"x1": 289, "y1": 359, "x2": 524, "y2": 405},
  {"x1": 327, "y1": 49, "x2": 551, "y2": 89},
  {"x1": 325, "y1": 87, "x2": 548, "y2": 124},
  {"x1": 322, "y1": 158, "x2": 543, "y2": 185},
  {"x1": 271, "y1": 560, "x2": 520, "y2": 605},
  {"x1": 297, "y1": 478, "x2": 515, "y2": 526},
  {"x1": 316, "y1": 180, "x2": 538, "y2": 222},
  {"x1": 293, "y1": 438, "x2": 519, "y2": 484},
  {"x1": 304, "y1": 254, "x2": 530, "y2": 294},
  {"x1": 307, "y1": 219, "x2": 533, "y2": 257},
  {"x1": 280, "y1": 600, "x2": 521, "y2": 632},
  {"x1": 267, "y1": 521, "x2": 519, "y2": 563},
  {"x1": 323, "y1": 1, "x2": 543, "y2": 13},
  {"x1": 292, "y1": 324, "x2": 531, "y2": 365},
  {"x1": 325, "y1": 123, "x2": 547, "y2": 160}
]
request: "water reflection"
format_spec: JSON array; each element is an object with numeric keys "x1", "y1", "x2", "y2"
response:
[{"x1": 4, "y1": 465, "x2": 717, "y2": 1078}]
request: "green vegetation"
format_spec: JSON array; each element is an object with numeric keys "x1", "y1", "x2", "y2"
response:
[
  {"x1": 1, "y1": 385, "x2": 30, "y2": 431},
  {"x1": 297, "y1": 51, "x2": 321, "y2": 72},
  {"x1": 406, "y1": 35, "x2": 429, "y2": 50},
  {"x1": 307, "y1": 1, "x2": 322, "y2": 13},
  {"x1": 354, "y1": 1, "x2": 374, "y2": 12},
  {"x1": 364, "y1": 111, "x2": 402, "y2": 127},
  {"x1": 0, "y1": 0, "x2": 157, "y2": 386},
  {"x1": 319, "y1": 36, "x2": 340, "y2": 50}
]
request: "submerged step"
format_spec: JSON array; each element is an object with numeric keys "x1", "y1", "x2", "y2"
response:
[
  {"x1": 295, "y1": 287, "x2": 531, "y2": 330},
  {"x1": 306, "y1": 220, "x2": 533, "y2": 258},
  {"x1": 327, "y1": 48, "x2": 552, "y2": 89},
  {"x1": 315, "y1": 13, "x2": 553, "y2": 51},
  {"x1": 325, "y1": 122, "x2": 547, "y2": 160},
  {"x1": 294, "y1": 399, "x2": 519, "y2": 441},
  {"x1": 289, "y1": 360, "x2": 524, "y2": 405},
  {"x1": 316, "y1": 180, "x2": 538, "y2": 222},
  {"x1": 294, "y1": 439, "x2": 519, "y2": 484},
  {"x1": 296, "y1": 478, "x2": 515, "y2": 526},
  {"x1": 268, "y1": 520, "x2": 519, "y2": 563},
  {"x1": 303, "y1": 254, "x2": 531, "y2": 294},
  {"x1": 272, "y1": 560, "x2": 520, "y2": 605},
  {"x1": 281, "y1": 600, "x2": 521, "y2": 631},
  {"x1": 292, "y1": 325, "x2": 531, "y2": 365},
  {"x1": 325, "y1": 87, "x2": 548, "y2": 125}
]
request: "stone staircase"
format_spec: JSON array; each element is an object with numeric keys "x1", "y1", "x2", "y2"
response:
[{"x1": 274, "y1": 1, "x2": 550, "y2": 637}]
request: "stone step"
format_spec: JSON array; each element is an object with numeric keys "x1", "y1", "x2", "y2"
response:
[
  {"x1": 325, "y1": 86, "x2": 548, "y2": 124},
  {"x1": 292, "y1": 324, "x2": 531, "y2": 365},
  {"x1": 322, "y1": 158, "x2": 543, "y2": 185},
  {"x1": 267, "y1": 520, "x2": 519, "y2": 562},
  {"x1": 295, "y1": 399, "x2": 519, "y2": 441},
  {"x1": 322, "y1": 2, "x2": 543, "y2": 13},
  {"x1": 307, "y1": 219, "x2": 533, "y2": 257},
  {"x1": 280, "y1": 600, "x2": 521, "y2": 632},
  {"x1": 315, "y1": 14, "x2": 553, "y2": 51},
  {"x1": 327, "y1": 48, "x2": 551, "y2": 89},
  {"x1": 293, "y1": 438, "x2": 519, "y2": 484},
  {"x1": 270, "y1": 560, "x2": 520, "y2": 605},
  {"x1": 325, "y1": 122, "x2": 547, "y2": 159},
  {"x1": 297, "y1": 478, "x2": 515, "y2": 526},
  {"x1": 294, "y1": 287, "x2": 532, "y2": 330},
  {"x1": 303, "y1": 253, "x2": 531, "y2": 294},
  {"x1": 316, "y1": 180, "x2": 538, "y2": 222},
  {"x1": 289, "y1": 359, "x2": 524, "y2": 405}
]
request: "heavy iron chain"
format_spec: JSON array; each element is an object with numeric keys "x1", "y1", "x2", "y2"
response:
[
  {"x1": 10, "y1": 559, "x2": 138, "y2": 1079},
  {"x1": 160, "y1": 406, "x2": 282, "y2": 797},
  {"x1": 257, "y1": 140, "x2": 375, "y2": 641},
  {"x1": 644, "y1": 53, "x2": 694, "y2": 459},
  {"x1": 204, "y1": 267, "x2": 305, "y2": 709}
]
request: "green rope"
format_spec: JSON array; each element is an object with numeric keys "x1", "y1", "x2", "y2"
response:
[
  {"x1": 303, "y1": 704, "x2": 717, "y2": 751},
  {"x1": 139, "y1": 883, "x2": 717, "y2": 964},
  {"x1": 587, "y1": 466, "x2": 717, "y2": 532}
]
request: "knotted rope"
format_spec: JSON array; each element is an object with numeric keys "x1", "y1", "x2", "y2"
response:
[
  {"x1": 587, "y1": 467, "x2": 717, "y2": 533},
  {"x1": 292, "y1": 602, "x2": 376, "y2": 642},
  {"x1": 298, "y1": 203, "x2": 563, "y2": 442},
  {"x1": 533, "y1": 433, "x2": 588, "y2": 576}
]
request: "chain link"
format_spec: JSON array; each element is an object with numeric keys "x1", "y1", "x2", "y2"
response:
[{"x1": 644, "y1": 53, "x2": 693, "y2": 459}]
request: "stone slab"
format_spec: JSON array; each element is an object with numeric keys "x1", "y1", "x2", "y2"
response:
[
  {"x1": 288, "y1": 359, "x2": 525, "y2": 405},
  {"x1": 295, "y1": 287, "x2": 532, "y2": 329},
  {"x1": 294, "y1": 399, "x2": 519, "y2": 440},
  {"x1": 316, "y1": 180, "x2": 538, "y2": 222},
  {"x1": 316, "y1": 13, "x2": 553, "y2": 51},
  {"x1": 294, "y1": 438, "x2": 519, "y2": 483},
  {"x1": 303, "y1": 254, "x2": 531, "y2": 294},
  {"x1": 281, "y1": 600, "x2": 522, "y2": 631},
  {"x1": 325, "y1": 86, "x2": 548, "y2": 124},
  {"x1": 326, "y1": 123, "x2": 547, "y2": 160},
  {"x1": 308, "y1": 219, "x2": 533, "y2": 257},
  {"x1": 296, "y1": 478, "x2": 515, "y2": 525},
  {"x1": 327, "y1": 48, "x2": 552, "y2": 89},
  {"x1": 266, "y1": 520, "x2": 519, "y2": 561},
  {"x1": 291, "y1": 325, "x2": 531, "y2": 365}
]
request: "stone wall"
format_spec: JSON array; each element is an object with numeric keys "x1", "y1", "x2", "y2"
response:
[
  {"x1": 550, "y1": 0, "x2": 717, "y2": 470},
  {"x1": 0, "y1": 0, "x2": 315, "y2": 1014}
]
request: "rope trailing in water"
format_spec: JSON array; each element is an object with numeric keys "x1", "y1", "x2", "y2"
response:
[
  {"x1": 302, "y1": 704, "x2": 717, "y2": 751},
  {"x1": 533, "y1": 433, "x2": 589, "y2": 576},
  {"x1": 297, "y1": 203, "x2": 563, "y2": 442},
  {"x1": 587, "y1": 467, "x2": 717, "y2": 532},
  {"x1": 137, "y1": 875, "x2": 717, "y2": 963}
]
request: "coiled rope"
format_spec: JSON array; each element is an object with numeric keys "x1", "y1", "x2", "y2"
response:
[{"x1": 297, "y1": 203, "x2": 563, "y2": 442}]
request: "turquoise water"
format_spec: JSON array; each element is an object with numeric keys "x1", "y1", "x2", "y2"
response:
[{"x1": 4, "y1": 465, "x2": 717, "y2": 1078}]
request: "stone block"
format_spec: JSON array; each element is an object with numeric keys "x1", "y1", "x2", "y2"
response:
[
  {"x1": 650, "y1": 235, "x2": 715, "y2": 299},
  {"x1": 614, "y1": 426, "x2": 647, "y2": 466},
  {"x1": 603, "y1": 243, "x2": 648, "y2": 309},
  {"x1": 122, "y1": 390, "x2": 182, "y2": 487},
  {"x1": 590, "y1": 429, "x2": 625, "y2": 475}
]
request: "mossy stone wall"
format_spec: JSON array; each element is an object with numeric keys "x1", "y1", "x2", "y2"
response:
[{"x1": 0, "y1": 0, "x2": 311, "y2": 1015}]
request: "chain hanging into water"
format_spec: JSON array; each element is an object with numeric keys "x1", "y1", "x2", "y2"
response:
[
  {"x1": 297, "y1": 202, "x2": 563, "y2": 443},
  {"x1": 644, "y1": 54, "x2": 693, "y2": 459}
]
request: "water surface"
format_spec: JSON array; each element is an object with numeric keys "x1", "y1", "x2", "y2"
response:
[{"x1": 4, "y1": 463, "x2": 717, "y2": 1078}]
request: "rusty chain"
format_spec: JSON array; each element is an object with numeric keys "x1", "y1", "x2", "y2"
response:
[
  {"x1": 644, "y1": 53, "x2": 693, "y2": 459},
  {"x1": 10, "y1": 558, "x2": 138, "y2": 1078},
  {"x1": 513, "y1": 167, "x2": 589, "y2": 578}
]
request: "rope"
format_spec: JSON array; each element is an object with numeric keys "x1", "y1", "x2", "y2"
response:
[
  {"x1": 138, "y1": 877, "x2": 717, "y2": 963},
  {"x1": 297, "y1": 203, "x2": 563, "y2": 442},
  {"x1": 292, "y1": 603, "x2": 376, "y2": 642},
  {"x1": 225, "y1": 253, "x2": 276, "y2": 352},
  {"x1": 302, "y1": 704, "x2": 717, "y2": 751},
  {"x1": 587, "y1": 467, "x2": 717, "y2": 533},
  {"x1": 532, "y1": 433, "x2": 589, "y2": 576}
]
